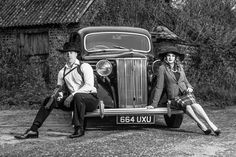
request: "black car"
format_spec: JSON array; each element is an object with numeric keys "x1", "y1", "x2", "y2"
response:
[{"x1": 75, "y1": 26, "x2": 183, "y2": 128}]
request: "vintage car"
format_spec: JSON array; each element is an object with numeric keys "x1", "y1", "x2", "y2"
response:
[{"x1": 74, "y1": 26, "x2": 183, "y2": 128}]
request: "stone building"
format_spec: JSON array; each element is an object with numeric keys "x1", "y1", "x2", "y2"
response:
[{"x1": 0, "y1": 0, "x2": 95, "y2": 85}]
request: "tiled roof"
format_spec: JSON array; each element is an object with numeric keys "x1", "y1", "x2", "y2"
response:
[
  {"x1": 0, "y1": 0, "x2": 94, "y2": 28},
  {"x1": 151, "y1": 26, "x2": 180, "y2": 41},
  {"x1": 151, "y1": 26, "x2": 194, "y2": 46}
]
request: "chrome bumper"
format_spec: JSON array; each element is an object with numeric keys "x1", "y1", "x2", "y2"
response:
[{"x1": 85, "y1": 107, "x2": 183, "y2": 117}]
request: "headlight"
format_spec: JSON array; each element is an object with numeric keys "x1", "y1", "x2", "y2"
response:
[
  {"x1": 96, "y1": 60, "x2": 112, "y2": 76},
  {"x1": 152, "y1": 60, "x2": 162, "y2": 74}
]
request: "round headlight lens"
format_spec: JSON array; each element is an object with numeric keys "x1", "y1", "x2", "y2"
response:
[{"x1": 96, "y1": 60, "x2": 112, "y2": 76}]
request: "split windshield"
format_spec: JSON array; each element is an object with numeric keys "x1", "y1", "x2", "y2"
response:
[{"x1": 84, "y1": 32, "x2": 151, "y2": 53}]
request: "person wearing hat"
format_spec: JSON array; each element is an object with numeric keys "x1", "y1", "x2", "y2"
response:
[
  {"x1": 15, "y1": 40, "x2": 99, "y2": 139},
  {"x1": 147, "y1": 45, "x2": 221, "y2": 136}
]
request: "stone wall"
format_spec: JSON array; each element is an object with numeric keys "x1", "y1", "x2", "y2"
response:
[
  {"x1": 0, "y1": 26, "x2": 77, "y2": 87},
  {"x1": 0, "y1": 30, "x2": 17, "y2": 55}
]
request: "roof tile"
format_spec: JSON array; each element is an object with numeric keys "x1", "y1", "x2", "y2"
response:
[{"x1": 0, "y1": 0, "x2": 94, "y2": 27}]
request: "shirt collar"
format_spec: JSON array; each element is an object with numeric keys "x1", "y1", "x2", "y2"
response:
[{"x1": 65, "y1": 59, "x2": 80, "y2": 69}]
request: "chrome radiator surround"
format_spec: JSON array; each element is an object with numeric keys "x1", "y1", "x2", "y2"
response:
[{"x1": 116, "y1": 58, "x2": 147, "y2": 108}]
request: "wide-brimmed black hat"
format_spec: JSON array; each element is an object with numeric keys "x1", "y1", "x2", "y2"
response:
[
  {"x1": 158, "y1": 45, "x2": 185, "y2": 61},
  {"x1": 57, "y1": 42, "x2": 81, "y2": 53}
]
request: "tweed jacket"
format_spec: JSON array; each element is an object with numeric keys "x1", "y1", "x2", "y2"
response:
[{"x1": 151, "y1": 64, "x2": 193, "y2": 108}]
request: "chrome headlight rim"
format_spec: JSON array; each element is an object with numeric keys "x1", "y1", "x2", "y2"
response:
[{"x1": 96, "y1": 59, "x2": 113, "y2": 77}]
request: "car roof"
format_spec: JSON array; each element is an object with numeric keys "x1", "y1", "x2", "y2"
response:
[{"x1": 78, "y1": 26, "x2": 151, "y2": 38}]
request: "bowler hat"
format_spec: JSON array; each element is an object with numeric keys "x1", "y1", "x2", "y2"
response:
[
  {"x1": 158, "y1": 45, "x2": 185, "y2": 61},
  {"x1": 57, "y1": 42, "x2": 81, "y2": 53}
]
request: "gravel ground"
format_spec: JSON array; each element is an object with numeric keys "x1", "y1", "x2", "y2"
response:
[{"x1": 0, "y1": 106, "x2": 236, "y2": 157}]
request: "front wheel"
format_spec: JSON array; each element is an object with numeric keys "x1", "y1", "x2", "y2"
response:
[{"x1": 164, "y1": 114, "x2": 184, "y2": 128}]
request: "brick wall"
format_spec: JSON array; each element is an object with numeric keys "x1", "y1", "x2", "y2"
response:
[
  {"x1": 0, "y1": 30, "x2": 17, "y2": 55},
  {"x1": 48, "y1": 28, "x2": 69, "y2": 55},
  {"x1": 0, "y1": 26, "x2": 78, "y2": 87}
]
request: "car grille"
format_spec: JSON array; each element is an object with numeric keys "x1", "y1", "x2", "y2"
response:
[{"x1": 116, "y1": 58, "x2": 147, "y2": 108}]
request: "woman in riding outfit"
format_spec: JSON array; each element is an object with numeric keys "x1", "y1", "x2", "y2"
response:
[{"x1": 147, "y1": 45, "x2": 221, "y2": 136}]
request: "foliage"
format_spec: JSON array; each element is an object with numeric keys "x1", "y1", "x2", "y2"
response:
[
  {"x1": 47, "y1": 49, "x2": 66, "y2": 88},
  {"x1": 177, "y1": 0, "x2": 236, "y2": 106},
  {"x1": 82, "y1": 0, "x2": 236, "y2": 106},
  {"x1": 81, "y1": 0, "x2": 173, "y2": 30},
  {"x1": 0, "y1": 51, "x2": 50, "y2": 109},
  {"x1": 1, "y1": 0, "x2": 236, "y2": 109}
]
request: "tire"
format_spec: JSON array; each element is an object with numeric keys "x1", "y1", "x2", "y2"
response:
[{"x1": 164, "y1": 114, "x2": 184, "y2": 128}]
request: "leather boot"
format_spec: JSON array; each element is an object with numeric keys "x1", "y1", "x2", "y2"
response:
[
  {"x1": 14, "y1": 129, "x2": 39, "y2": 139},
  {"x1": 68, "y1": 126, "x2": 84, "y2": 138}
]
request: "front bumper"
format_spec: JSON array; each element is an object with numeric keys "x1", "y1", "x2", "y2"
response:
[{"x1": 85, "y1": 107, "x2": 183, "y2": 118}]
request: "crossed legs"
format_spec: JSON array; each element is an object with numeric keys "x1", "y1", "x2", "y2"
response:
[
  {"x1": 185, "y1": 105, "x2": 208, "y2": 131},
  {"x1": 191, "y1": 103, "x2": 218, "y2": 131},
  {"x1": 185, "y1": 103, "x2": 220, "y2": 135}
]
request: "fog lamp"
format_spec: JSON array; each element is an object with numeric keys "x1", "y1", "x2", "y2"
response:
[{"x1": 96, "y1": 60, "x2": 112, "y2": 76}]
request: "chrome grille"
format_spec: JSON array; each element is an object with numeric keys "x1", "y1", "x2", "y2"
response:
[{"x1": 116, "y1": 58, "x2": 147, "y2": 108}]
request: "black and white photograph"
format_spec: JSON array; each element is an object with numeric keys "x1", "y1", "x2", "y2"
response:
[{"x1": 0, "y1": 0, "x2": 236, "y2": 156}]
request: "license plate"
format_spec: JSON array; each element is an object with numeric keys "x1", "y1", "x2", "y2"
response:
[{"x1": 116, "y1": 115, "x2": 155, "y2": 124}]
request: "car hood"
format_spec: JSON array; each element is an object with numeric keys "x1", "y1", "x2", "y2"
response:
[{"x1": 83, "y1": 50, "x2": 154, "y2": 60}]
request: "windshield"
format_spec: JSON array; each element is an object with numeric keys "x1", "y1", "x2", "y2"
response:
[{"x1": 84, "y1": 32, "x2": 151, "y2": 53}]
